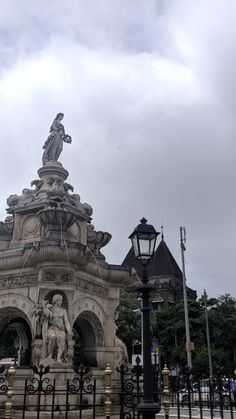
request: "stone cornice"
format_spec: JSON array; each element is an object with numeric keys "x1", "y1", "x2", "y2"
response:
[
  {"x1": 0, "y1": 241, "x2": 87, "y2": 269},
  {"x1": 82, "y1": 261, "x2": 132, "y2": 286},
  {"x1": 0, "y1": 241, "x2": 132, "y2": 287}
]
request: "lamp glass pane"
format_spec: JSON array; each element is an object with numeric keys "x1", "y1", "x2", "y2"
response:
[
  {"x1": 131, "y1": 235, "x2": 139, "y2": 259},
  {"x1": 139, "y1": 238, "x2": 150, "y2": 256},
  {"x1": 149, "y1": 236, "x2": 156, "y2": 255},
  {"x1": 138, "y1": 235, "x2": 156, "y2": 262}
]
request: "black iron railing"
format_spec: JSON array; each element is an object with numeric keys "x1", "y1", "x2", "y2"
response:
[
  {"x1": 0, "y1": 364, "x2": 104, "y2": 419},
  {"x1": 168, "y1": 368, "x2": 236, "y2": 419},
  {"x1": 0, "y1": 361, "x2": 236, "y2": 419}
]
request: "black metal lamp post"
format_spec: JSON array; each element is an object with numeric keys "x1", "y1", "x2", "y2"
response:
[{"x1": 129, "y1": 217, "x2": 160, "y2": 419}]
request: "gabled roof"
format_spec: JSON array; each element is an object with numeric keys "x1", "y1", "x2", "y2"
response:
[{"x1": 122, "y1": 237, "x2": 183, "y2": 280}]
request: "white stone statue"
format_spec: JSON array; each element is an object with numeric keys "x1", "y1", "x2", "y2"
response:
[
  {"x1": 42, "y1": 294, "x2": 72, "y2": 363},
  {"x1": 42, "y1": 113, "x2": 72, "y2": 166}
]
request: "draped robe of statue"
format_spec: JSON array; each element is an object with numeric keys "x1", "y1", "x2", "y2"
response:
[{"x1": 42, "y1": 113, "x2": 71, "y2": 165}]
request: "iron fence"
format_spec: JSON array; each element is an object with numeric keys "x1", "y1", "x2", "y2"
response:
[
  {"x1": 0, "y1": 364, "x2": 105, "y2": 419},
  {"x1": 0, "y1": 360, "x2": 236, "y2": 418},
  {"x1": 168, "y1": 367, "x2": 236, "y2": 419},
  {"x1": 114, "y1": 359, "x2": 236, "y2": 419},
  {"x1": 113, "y1": 356, "x2": 160, "y2": 419},
  {"x1": 116, "y1": 358, "x2": 142, "y2": 419}
]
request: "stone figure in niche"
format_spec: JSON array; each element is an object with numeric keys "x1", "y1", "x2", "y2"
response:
[
  {"x1": 40, "y1": 300, "x2": 53, "y2": 357},
  {"x1": 42, "y1": 113, "x2": 72, "y2": 166},
  {"x1": 42, "y1": 294, "x2": 72, "y2": 363}
]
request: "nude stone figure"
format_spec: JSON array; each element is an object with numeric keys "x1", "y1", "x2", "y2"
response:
[{"x1": 43, "y1": 294, "x2": 72, "y2": 363}]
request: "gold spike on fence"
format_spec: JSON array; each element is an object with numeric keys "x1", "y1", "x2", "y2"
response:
[
  {"x1": 104, "y1": 363, "x2": 112, "y2": 419},
  {"x1": 4, "y1": 364, "x2": 16, "y2": 419},
  {"x1": 162, "y1": 364, "x2": 170, "y2": 419}
]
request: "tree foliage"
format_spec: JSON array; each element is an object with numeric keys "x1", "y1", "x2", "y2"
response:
[
  {"x1": 116, "y1": 291, "x2": 236, "y2": 376},
  {"x1": 115, "y1": 291, "x2": 141, "y2": 357},
  {"x1": 152, "y1": 293, "x2": 236, "y2": 375}
]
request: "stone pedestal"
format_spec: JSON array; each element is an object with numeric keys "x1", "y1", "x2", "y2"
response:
[{"x1": 38, "y1": 163, "x2": 69, "y2": 182}]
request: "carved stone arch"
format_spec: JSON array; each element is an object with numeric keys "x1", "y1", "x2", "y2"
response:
[
  {"x1": 72, "y1": 297, "x2": 106, "y2": 325},
  {"x1": 0, "y1": 293, "x2": 35, "y2": 333},
  {"x1": 78, "y1": 310, "x2": 104, "y2": 346},
  {"x1": 73, "y1": 310, "x2": 104, "y2": 367},
  {"x1": 0, "y1": 307, "x2": 32, "y2": 366}
]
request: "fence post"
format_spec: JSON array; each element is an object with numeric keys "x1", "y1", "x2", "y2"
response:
[
  {"x1": 104, "y1": 363, "x2": 112, "y2": 419},
  {"x1": 162, "y1": 364, "x2": 170, "y2": 419},
  {"x1": 4, "y1": 364, "x2": 16, "y2": 419}
]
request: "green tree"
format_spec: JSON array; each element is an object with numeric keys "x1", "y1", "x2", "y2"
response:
[
  {"x1": 115, "y1": 291, "x2": 141, "y2": 358},
  {"x1": 154, "y1": 294, "x2": 236, "y2": 375},
  {"x1": 116, "y1": 292, "x2": 236, "y2": 376}
]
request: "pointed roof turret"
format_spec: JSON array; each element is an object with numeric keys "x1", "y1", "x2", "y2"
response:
[{"x1": 151, "y1": 239, "x2": 182, "y2": 278}]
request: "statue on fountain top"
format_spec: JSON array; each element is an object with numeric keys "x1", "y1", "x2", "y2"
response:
[{"x1": 42, "y1": 113, "x2": 72, "y2": 166}]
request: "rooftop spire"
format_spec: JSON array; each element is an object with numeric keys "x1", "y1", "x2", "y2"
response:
[{"x1": 161, "y1": 225, "x2": 164, "y2": 241}]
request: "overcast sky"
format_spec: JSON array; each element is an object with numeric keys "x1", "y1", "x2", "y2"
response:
[{"x1": 0, "y1": 0, "x2": 235, "y2": 299}]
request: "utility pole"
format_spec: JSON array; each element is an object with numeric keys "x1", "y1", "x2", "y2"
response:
[
  {"x1": 204, "y1": 289, "x2": 213, "y2": 378},
  {"x1": 180, "y1": 227, "x2": 192, "y2": 369}
]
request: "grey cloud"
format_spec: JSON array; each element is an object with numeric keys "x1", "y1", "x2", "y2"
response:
[
  {"x1": 0, "y1": 0, "x2": 178, "y2": 66},
  {"x1": 0, "y1": 0, "x2": 235, "y2": 299}
]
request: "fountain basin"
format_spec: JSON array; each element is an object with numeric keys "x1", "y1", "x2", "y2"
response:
[{"x1": 38, "y1": 208, "x2": 76, "y2": 230}]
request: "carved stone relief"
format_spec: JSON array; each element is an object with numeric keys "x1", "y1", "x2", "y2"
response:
[
  {"x1": 22, "y1": 215, "x2": 40, "y2": 238},
  {"x1": 0, "y1": 274, "x2": 38, "y2": 288},
  {"x1": 39, "y1": 268, "x2": 75, "y2": 284},
  {"x1": 76, "y1": 278, "x2": 108, "y2": 297}
]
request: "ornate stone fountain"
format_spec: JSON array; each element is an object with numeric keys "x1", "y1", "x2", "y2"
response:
[{"x1": 0, "y1": 114, "x2": 131, "y2": 380}]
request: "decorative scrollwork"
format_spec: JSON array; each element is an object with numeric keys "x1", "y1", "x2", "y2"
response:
[
  {"x1": 0, "y1": 366, "x2": 7, "y2": 394},
  {"x1": 26, "y1": 364, "x2": 54, "y2": 395},
  {"x1": 117, "y1": 358, "x2": 143, "y2": 414},
  {"x1": 0, "y1": 384, "x2": 8, "y2": 394},
  {"x1": 117, "y1": 362, "x2": 129, "y2": 375},
  {"x1": 68, "y1": 364, "x2": 95, "y2": 395}
]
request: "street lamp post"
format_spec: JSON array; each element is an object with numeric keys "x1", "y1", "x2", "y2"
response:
[{"x1": 129, "y1": 217, "x2": 160, "y2": 419}]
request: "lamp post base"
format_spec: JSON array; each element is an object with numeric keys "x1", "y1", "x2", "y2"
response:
[{"x1": 137, "y1": 401, "x2": 160, "y2": 419}]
